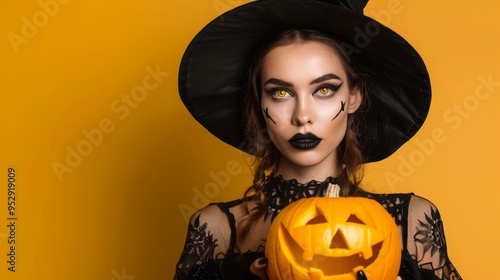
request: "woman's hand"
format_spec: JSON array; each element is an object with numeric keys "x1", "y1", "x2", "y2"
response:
[
  {"x1": 250, "y1": 257, "x2": 269, "y2": 279},
  {"x1": 357, "y1": 270, "x2": 402, "y2": 280}
]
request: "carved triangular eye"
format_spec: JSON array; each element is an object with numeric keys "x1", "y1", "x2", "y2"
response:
[
  {"x1": 346, "y1": 214, "x2": 365, "y2": 225},
  {"x1": 330, "y1": 230, "x2": 349, "y2": 249},
  {"x1": 306, "y1": 214, "x2": 328, "y2": 225}
]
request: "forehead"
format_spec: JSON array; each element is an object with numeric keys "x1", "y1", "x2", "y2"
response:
[{"x1": 261, "y1": 41, "x2": 347, "y2": 80}]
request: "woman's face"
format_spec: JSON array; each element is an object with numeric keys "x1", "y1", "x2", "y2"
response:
[{"x1": 260, "y1": 41, "x2": 361, "y2": 177}]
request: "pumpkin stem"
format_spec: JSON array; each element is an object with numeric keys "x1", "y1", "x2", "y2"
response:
[{"x1": 325, "y1": 183, "x2": 340, "y2": 198}]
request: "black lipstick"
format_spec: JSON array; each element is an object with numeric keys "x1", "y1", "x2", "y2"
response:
[{"x1": 288, "y1": 133, "x2": 322, "y2": 149}]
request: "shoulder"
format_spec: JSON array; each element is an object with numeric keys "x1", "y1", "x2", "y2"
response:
[
  {"x1": 186, "y1": 204, "x2": 229, "y2": 244},
  {"x1": 407, "y1": 194, "x2": 439, "y2": 214},
  {"x1": 189, "y1": 199, "x2": 243, "y2": 226},
  {"x1": 404, "y1": 195, "x2": 458, "y2": 276},
  {"x1": 185, "y1": 199, "x2": 246, "y2": 254},
  {"x1": 362, "y1": 192, "x2": 437, "y2": 211},
  {"x1": 361, "y1": 191, "x2": 413, "y2": 214},
  {"x1": 361, "y1": 192, "x2": 441, "y2": 227},
  {"x1": 406, "y1": 194, "x2": 444, "y2": 231},
  {"x1": 363, "y1": 191, "x2": 413, "y2": 204}
]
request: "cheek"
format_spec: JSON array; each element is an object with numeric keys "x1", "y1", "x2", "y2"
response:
[
  {"x1": 261, "y1": 100, "x2": 293, "y2": 126},
  {"x1": 317, "y1": 99, "x2": 345, "y2": 120},
  {"x1": 319, "y1": 110, "x2": 348, "y2": 146},
  {"x1": 326, "y1": 116, "x2": 348, "y2": 138},
  {"x1": 265, "y1": 119, "x2": 287, "y2": 142},
  {"x1": 313, "y1": 102, "x2": 347, "y2": 133}
]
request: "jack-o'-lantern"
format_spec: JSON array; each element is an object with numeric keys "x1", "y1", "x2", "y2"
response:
[{"x1": 265, "y1": 195, "x2": 401, "y2": 280}]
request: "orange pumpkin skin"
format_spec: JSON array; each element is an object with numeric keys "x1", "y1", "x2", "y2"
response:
[{"x1": 265, "y1": 197, "x2": 401, "y2": 280}]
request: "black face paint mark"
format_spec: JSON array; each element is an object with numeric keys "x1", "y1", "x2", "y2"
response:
[
  {"x1": 264, "y1": 107, "x2": 277, "y2": 124},
  {"x1": 331, "y1": 100, "x2": 346, "y2": 121}
]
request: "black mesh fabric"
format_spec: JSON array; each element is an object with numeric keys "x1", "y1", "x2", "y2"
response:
[{"x1": 175, "y1": 176, "x2": 461, "y2": 279}]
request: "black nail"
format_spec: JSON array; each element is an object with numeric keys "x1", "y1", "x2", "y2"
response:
[
  {"x1": 258, "y1": 257, "x2": 268, "y2": 265},
  {"x1": 357, "y1": 270, "x2": 368, "y2": 280}
]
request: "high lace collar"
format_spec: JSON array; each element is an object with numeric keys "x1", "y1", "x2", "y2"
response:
[{"x1": 263, "y1": 175, "x2": 338, "y2": 211}]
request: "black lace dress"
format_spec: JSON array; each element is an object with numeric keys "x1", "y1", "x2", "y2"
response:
[{"x1": 175, "y1": 176, "x2": 462, "y2": 280}]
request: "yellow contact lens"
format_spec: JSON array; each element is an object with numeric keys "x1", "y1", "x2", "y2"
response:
[{"x1": 277, "y1": 90, "x2": 287, "y2": 97}]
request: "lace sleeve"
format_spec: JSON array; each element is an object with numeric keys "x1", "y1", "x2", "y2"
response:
[
  {"x1": 174, "y1": 204, "x2": 231, "y2": 280},
  {"x1": 406, "y1": 196, "x2": 462, "y2": 280}
]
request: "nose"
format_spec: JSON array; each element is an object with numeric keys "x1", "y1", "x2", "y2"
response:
[{"x1": 292, "y1": 95, "x2": 313, "y2": 126}]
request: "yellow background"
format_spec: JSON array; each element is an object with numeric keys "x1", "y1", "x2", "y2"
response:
[{"x1": 1, "y1": 0, "x2": 498, "y2": 279}]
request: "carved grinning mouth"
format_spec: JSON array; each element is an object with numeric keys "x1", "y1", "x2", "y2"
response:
[{"x1": 279, "y1": 223, "x2": 384, "y2": 277}]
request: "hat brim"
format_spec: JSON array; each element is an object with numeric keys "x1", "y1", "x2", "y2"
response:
[{"x1": 179, "y1": 0, "x2": 431, "y2": 162}]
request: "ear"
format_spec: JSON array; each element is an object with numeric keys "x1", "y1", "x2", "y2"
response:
[{"x1": 347, "y1": 88, "x2": 362, "y2": 114}]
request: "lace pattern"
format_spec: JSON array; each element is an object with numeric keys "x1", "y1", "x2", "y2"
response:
[
  {"x1": 175, "y1": 214, "x2": 220, "y2": 276},
  {"x1": 364, "y1": 192, "x2": 408, "y2": 226},
  {"x1": 263, "y1": 175, "x2": 337, "y2": 220},
  {"x1": 366, "y1": 193, "x2": 462, "y2": 280},
  {"x1": 175, "y1": 203, "x2": 232, "y2": 279},
  {"x1": 175, "y1": 176, "x2": 462, "y2": 280},
  {"x1": 415, "y1": 207, "x2": 447, "y2": 264}
]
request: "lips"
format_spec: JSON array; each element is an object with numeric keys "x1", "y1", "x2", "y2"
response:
[{"x1": 288, "y1": 133, "x2": 322, "y2": 149}]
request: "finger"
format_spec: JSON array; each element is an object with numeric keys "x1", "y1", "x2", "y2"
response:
[
  {"x1": 396, "y1": 277, "x2": 402, "y2": 280},
  {"x1": 250, "y1": 257, "x2": 269, "y2": 279},
  {"x1": 357, "y1": 270, "x2": 368, "y2": 280}
]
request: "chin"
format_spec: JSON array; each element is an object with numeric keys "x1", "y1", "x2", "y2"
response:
[{"x1": 287, "y1": 153, "x2": 335, "y2": 169}]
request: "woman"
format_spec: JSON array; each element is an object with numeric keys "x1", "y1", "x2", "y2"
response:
[{"x1": 175, "y1": 1, "x2": 461, "y2": 279}]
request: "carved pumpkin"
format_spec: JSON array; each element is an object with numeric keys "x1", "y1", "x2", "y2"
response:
[{"x1": 265, "y1": 197, "x2": 401, "y2": 280}]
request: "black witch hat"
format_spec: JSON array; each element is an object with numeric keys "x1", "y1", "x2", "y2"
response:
[{"x1": 179, "y1": 0, "x2": 431, "y2": 162}]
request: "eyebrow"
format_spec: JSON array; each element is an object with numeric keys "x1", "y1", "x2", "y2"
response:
[
  {"x1": 263, "y1": 78, "x2": 293, "y2": 87},
  {"x1": 309, "y1": 73, "x2": 342, "y2": 85},
  {"x1": 263, "y1": 73, "x2": 342, "y2": 87}
]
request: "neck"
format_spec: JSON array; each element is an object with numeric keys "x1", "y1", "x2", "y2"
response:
[{"x1": 273, "y1": 155, "x2": 339, "y2": 184}]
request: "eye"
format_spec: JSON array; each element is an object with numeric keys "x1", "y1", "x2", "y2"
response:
[
  {"x1": 265, "y1": 88, "x2": 293, "y2": 99},
  {"x1": 275, "y1": 89, "x2": 290, "y2": 98},
  {"x1": 315, "y1": 86, "x2": 335, "y2": 97},
  {"x1": 346, "y1": 214, "x2": 365, "y2": 225},
  {"x1": 319, "y1": 87, "x2": 330, "y2": 95},
  {"x1": 306, "y1": 214, "x2": 328, "y2": 225},
  {"x1": 314, "y1": 83, "x2": 342, "y2": 97}
]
